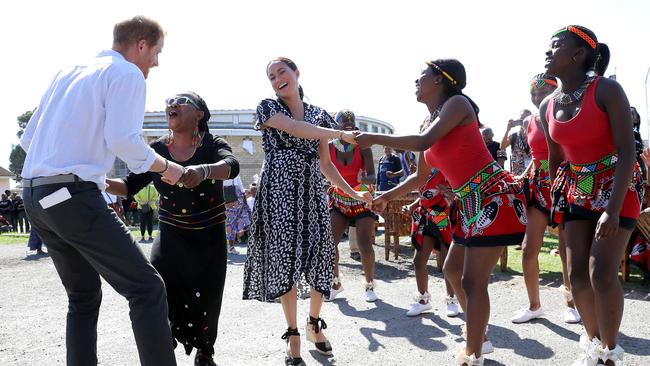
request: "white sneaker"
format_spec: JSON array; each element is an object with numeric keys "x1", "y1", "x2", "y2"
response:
[
  {"x1": 482, "y1": 340, "x2": 494, "y2": 354},
  {"x1": 406, "y1": 302, "x2": 432, "y2": 316},
  {"x1": 324, "y1": 278, "x2": 343, "y2": 302},
  {"x1": 459, "y1": 340, "x2": 494, "y2": 355},
  {"x1": 572, "y1": 336, "x2": 602, "y2": 366},
  {"x1": 406, "y1": 292, "x2": 431, "y2": 316},
  {"x1": 599, "y1": 344, "x2": 624, "y2": 365},
  {"x1": 364, "y1": 281, "x2": 378, "y2": 302},
  {"x1": 564, "y1": 307, "x2": 581, "y2": 324},
  {"x1": 456, "y1": 349, "x2": 484, "y2": 366},
  {"x1": 510, "y1": 307, "x2": 544, "y2": 323},
  {"x1": 445, "y1": 295, "x2": 461, "y2": 317}
]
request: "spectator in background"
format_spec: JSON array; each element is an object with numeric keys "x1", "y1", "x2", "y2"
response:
[
  {"x1": 500, "y1": 109, "x2": 532, "y2": 175},
  {"x1": 246, "y1": 184, "x2": 257, "y2": 212},
  {"x1": 13, "y1": 194, "x2": 29, "y2": 233},
  {"x1": 27, "y1": 228, "x2": 46, "y2": 256},
  {"x1": 377, "y1": 146, "x2": 403, "y2": 191},
  {"x1": 395, "y1": 149, "x2": 417, "y2": 181},
  {"x1": 0, "y1": 212, "x2": 12, "y2": 232},
  {"x1": 481, "y1": 127, "x2": 506, "y2": 168},
  {"x1": 121, "y1": 195, "x2": 135, "y2": 226},
  {"x1": 224, "y1": 175, "x2": 251, "y2": 252},
  {"x1": 135, "y1": 183, "x2": 159, "y2": 242},
  {"x1": 0, "y1": 194, "x2": 14, "y2": 232},
  {"x1": 631, "y1": 106, "x2": 647, "y2": 181}
]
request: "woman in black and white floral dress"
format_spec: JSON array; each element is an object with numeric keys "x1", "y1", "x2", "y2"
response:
[{"x1": 243, "y1": 57, "x2": 371, "y2": 366}]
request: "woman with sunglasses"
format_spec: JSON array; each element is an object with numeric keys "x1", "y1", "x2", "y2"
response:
[
  {"x1": 540, "y1": 26, "x2": 640, "y2": 365},
  {"x1": 356, "y1": 59, "x2": 527, "y2": 366},
  {"x1": 325, "y1": 109, "x2": 379, "y2": 303},
  {"x1": 242, "y1": 57, "x2": 371, "y2": 366},
  {"x1": 106, "y1": 92, "x2": 239, "y2": 366}
]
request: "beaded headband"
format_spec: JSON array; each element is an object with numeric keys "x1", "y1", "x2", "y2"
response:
[
  {"x1": 553, "y1": 26, "x2": 597, "y2": 49},
  {"x1": 335, "y1": 110, "x2": 355, "y2": 124},
  {"x1": 426, "y1": 61, "x2": 458, "y2": 87},
  {"x1": 530, "y1": 78, "x2": 558, "y2": 91}
]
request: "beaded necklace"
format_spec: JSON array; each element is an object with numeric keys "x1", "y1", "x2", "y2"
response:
[
  {"x1": 554, "y1": 76, "x2": 595, "y2": 106},
  {"x1": 332, "y1": 138, "x2": 355, "y2": 153},
  {"x1": 423, "y1": 105, "x2": 443, "y2": 131},
  {"x1": 169, "y1": 132, "x2": 205, "y2": 162}
]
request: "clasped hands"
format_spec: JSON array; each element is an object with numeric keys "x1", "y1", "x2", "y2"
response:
[
  {"x1": 370, "y1": 184, "x2": 453, "y2": 214},
  {"x1": 160, "y1": 162, "x2": 209, "y2": 189}
]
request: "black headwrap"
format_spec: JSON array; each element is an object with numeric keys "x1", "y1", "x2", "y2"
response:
[{"x1": 178, "y1": 91, "x2": 211, "y2": 132}]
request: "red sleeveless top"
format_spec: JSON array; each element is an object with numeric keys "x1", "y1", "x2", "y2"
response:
[
  {"x1": 547, "y1": 77, "x2": 614, "y2": 164},
  {"x1": 330, "y1": 144, "x2": 364, "y2": 187},
  {"x1": 526, "y1": 114, "x2": 548, "y2": 161},
  {"x1": 423, "y1": 121, "x2": 494, "y2": 189}
]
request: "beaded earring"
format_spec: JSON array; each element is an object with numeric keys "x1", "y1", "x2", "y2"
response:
[
  {"x1": 167, "y1": 128, "x2": 174, "y2": 146},
  {"x1": 192, "y1": 125, "x2": 200, "y2": 146}
]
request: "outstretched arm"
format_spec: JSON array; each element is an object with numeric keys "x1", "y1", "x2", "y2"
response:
[
  {"x1": 355, "y1": 95, "x2": 474, "y2": 152},
  {"x1": 264, "y1": 113, "x2": 357, "y2": 144}
]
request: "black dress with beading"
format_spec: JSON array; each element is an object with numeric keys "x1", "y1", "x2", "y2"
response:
[{"x1": 124, "y1": 133, "x2": 238, "y2": 356}]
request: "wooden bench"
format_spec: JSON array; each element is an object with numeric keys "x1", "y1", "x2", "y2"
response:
[{"x1": 380, "y1": 192, "x2": 419, "y2": 261}]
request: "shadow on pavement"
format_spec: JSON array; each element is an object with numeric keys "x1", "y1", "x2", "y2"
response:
[
  {"x1": 334, "y1": 299, "x2": 448, "y2": 353},
  {"x1": 619, "y1": 331, "x2": 650, "y2": 356},
  {"x1": 308, "y1": 350, "x2": 336, "y2": 365},
  {"x1": 487, "y1": 323, "x2": 555, "y2": 360},
  {"x1": 537, "y1": 318, "x2": 580, "y2": 342},
  {"x1": 23, "y1": 253, "x2": 50, "y2": 261},
  {"x1": 339, "y1": 261, "x2": 412, "y2": 284},
  {"x1": 226, "y1": 245, "x2": 247, "y2": 266}
]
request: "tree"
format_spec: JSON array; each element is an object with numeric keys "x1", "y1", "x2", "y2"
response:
[{"x1": 8, "y1": 110, "x2": 34, "y2": 182}]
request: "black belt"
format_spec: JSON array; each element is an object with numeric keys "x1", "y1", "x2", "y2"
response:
[{"x1": 23, "y1": 174, "x2": 82, "y2": 187}]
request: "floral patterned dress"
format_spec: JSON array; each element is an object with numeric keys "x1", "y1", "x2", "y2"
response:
[{"x1": 243, "y1": 98, "x2": 336, "y2": 301}]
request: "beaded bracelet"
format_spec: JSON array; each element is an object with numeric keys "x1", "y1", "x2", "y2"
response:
[
  {"x1": 201, "y1": 164, "x2": 211, "y2": 181},
  {"x1": 154, "y1": 159, "x2": 169, "y2": 174}
]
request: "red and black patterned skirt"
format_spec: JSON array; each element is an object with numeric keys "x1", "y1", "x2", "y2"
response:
[
  {"x1": 550, "y1": 153, "x2": 643, "y2": 230},
  {"x1": 450, "y1": 161, "x2": 527, "y2": 247},
  {"x1": 411, "y1": 204, "x2": 452, "y2": 251},
  {"x1": 328, "y1": 184, "x2": 376, "y2": 223},
  {"x1": 527, "y1": 159, "x2": 552, "y2": 215}
]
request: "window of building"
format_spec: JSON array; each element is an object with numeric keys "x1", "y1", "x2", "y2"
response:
[
  {"x1": 359, "y1": 123, "x2": 368, "y2": 132},
  {"x1": 109, "y1": 158, "x2": 130, "y2": 178},
  {"x1": 372, "y1": 126, "x2": 378, "y2": 133}
]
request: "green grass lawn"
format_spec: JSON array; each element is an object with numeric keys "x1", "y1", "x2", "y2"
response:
[
  {"x1": 0, "y1": 232, "x2": 31, "y2": 245},
  {"x1": 0, "y1": 228, "x2": 153, "y2": 245},
  {"x1": 377, "y1": 230, "x2": 647, "y2": 285}
]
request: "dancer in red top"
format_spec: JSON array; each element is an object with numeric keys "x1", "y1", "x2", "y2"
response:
[
  {"x1": 357, "y1": 59, "x2": 526, "y2": 366},
  {"x1": 373, "y1": 115, "x2": 461, "y2": 318},
  {"x1": 326, "y1": 109, "x2": 379, "y2": 302},
  {"x1": 510, "y1": 74, "x2": 581, "y2": 325},
  {"x1": 540, "y1": 25, "x2": 641, "y2": 366}
]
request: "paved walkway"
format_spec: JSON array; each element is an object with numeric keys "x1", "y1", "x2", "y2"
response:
[{"x1": 1, "y1": 240, "x2": 649, "y2": 365}]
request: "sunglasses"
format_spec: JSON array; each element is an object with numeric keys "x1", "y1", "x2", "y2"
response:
[{"x1": 165, "y1": 97, "x2": 199, "y2": 109}]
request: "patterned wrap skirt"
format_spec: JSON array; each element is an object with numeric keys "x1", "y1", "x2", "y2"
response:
[
  {"x1": 451, "y1": 161, "x2": 527, "y2": 247},
  {"x1": 328, "y1": 184, "x2": 377, "y2": 224},
  {"x1": 243, "y1": 149, "x2": 335, "y2": 302},
  {"x1": 550, "y1": 152, "x2": 643, "y2": 230},
  {"x1": 527, "y1": 159, "x2": 552, "y2": 215},
  {"x1": 411, "y1": 204, "x2": 452, "y2": 251}
]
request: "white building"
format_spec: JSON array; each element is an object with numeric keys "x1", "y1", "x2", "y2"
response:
[{"x1": 112, "y1": 109, "x2": 395, "y2": 187}]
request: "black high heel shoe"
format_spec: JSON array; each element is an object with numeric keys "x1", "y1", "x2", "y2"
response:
[
  {"x1": 306, "y1": 316, "x2": 333, "y2": 356},
  {"x1": 281, "y1": 327, "x2": 306, "y2": 366},
  {"x1": 194, "y1": 349, "x2": 216, "y2": 366}
]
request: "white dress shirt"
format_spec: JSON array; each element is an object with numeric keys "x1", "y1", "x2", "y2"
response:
[{"x1": 21, "y1": 50, "x2": 157, "y2": 189}]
